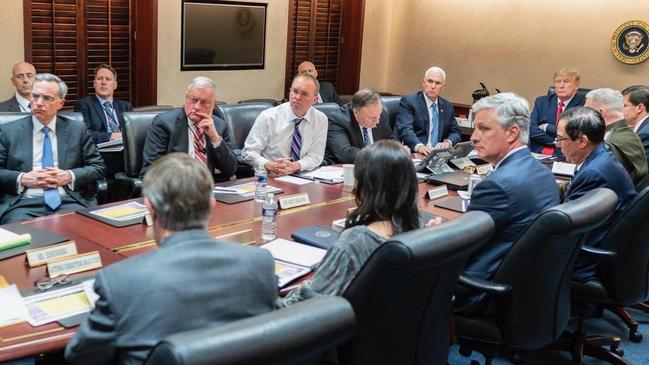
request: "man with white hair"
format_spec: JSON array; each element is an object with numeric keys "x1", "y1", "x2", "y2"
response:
[
  {"x1": 141, "y1": 76, "x2": 238, "y2": 182},
  {"x1": 585, "y1": 88, "x2": 647, "y2": 187},
  {"x1": 395, "y1": 66, "x2": 462, "y2": 155},
  {"x1": 454, "y1": 92, "x2": 560, "y2": 314}
]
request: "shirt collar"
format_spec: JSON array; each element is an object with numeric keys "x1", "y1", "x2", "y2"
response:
[
  {"x1": 558, "y1": 94, "x2": 574, "y2": 107},
  {"x1": 15, "y1": 93, "x2": 31, "y2": 111},
  {"x1": 494, "y1": 145, "x2": 527, "y2": 170},
  {"x1": 32, "y1": 115, "x2": 57, "y2": 133},
  {"x1": 289, "y1": 104, "x2": 312, "y2": 124},
  {"x1": 96, "y1": 95, "x2": 113, "y2": 105},
  {"x1": 634, "y1": 115, "x2": 649, "y2": 133},
  {"x1": 423, "y1": 93, "x2": 438, "y2": 109}
]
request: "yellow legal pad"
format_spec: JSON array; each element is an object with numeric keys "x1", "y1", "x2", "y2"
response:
[
  {"x1": 0, "y1": 275, "x2": 8, "y2": 288},
  {"x1": 97, "y1": 206, "x2": 147, "y2": 219},
  {"x1": 34, "y1": 292, "x2": 92, "y2": 317}
]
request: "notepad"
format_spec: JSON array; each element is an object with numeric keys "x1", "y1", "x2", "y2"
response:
[
  {"x1": 0, "y1": 285, "x2": 28, "y2": 328},
  {"x1": 24, "y1": 279, "x2": 97, "y2": 327},
  {"x1": 261, "y1": 238, "x2": 327, "y2": 268},
  {"x1": 90, "y1": 201, "x2": 148, "y2": 221},
  {"x1": 0, "y1": 228, "x2": 31, "y2": 252}
]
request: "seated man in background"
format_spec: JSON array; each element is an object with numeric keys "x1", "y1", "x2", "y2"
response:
[
  {"x1": 556, "y1": 107, "x2": 636, "y2": 282},
  {"x1": 529, "y1": 67, "x2": 585, "y2": 156},
  {"x1": 141, "y1": 76, "x2": 237, "y2": 182},
  {"x1": 395, "y1": 66, "x2": 462, "y2": 155},
  {"x1": 0, "y1": 61, "x2": 36, "y2": 112},
  {"x1": 242, "y1": 74, "x2": 328, "y2": 175},
  {"x1": 324, "y1": 88, "x2": 395, "y2": 164},
  {"x1": 74, "y1": 64, "x2": 133, "y2": 144},
  {"x1": 453, "y1": 93, "x2": 560, "y2": 314},
  {"x1": 622, "y1": 85, "x2": 649, "y2": 162},
  {"x1": 584, "y1": 88, "x2": 647, "y2": 187},
  {"x1": 65, "y1": 153, "x2": 277, "y2": 365},
  {"x1": 0, "y1": 73, "x2": 105, "y2": 223},
  {"x1": 297, "y1": 60, "x2": 340, "y2": 104}
]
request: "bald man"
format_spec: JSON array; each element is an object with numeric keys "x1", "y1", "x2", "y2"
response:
[
  {"x1": 0, "y1": 62, "x2": 36, "y2": 112},
  {"x1": 297, "y1": 61, "x2": 340, "y2": 104}
]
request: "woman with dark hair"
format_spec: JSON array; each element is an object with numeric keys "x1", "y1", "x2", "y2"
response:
[{"x1": 281, "y1": 140, "x2": 420, "y2": 306}]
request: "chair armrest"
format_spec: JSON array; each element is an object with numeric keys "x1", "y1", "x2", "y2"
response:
[
  {"x1": 115, "y1": 172, "x2": 143, "y2": 198},
  {"x1": 95, "y1": 178, "x2": 108, "y2": 204},
  {"x1": 580, "y1": 245, "x2": 618, "y2": 258},
  {"x1": 458, "y1": 274, "x2": 512, "y2": 295}
]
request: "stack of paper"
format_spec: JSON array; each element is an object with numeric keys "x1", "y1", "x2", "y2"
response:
[
  {"x1": 261, "y1": 238, "x2": 327, "y2": 287},
  {"x1": 0, "y1": 228, "x2": 31, "y2": 252},
  {"x1": 23, "y1": 279, "x2": 97, "y2": 327},
  {"x1": 97, "y1": 138, "x2": 124, "y2": 152},
  {"x1": 552, "y1": 162, "x2": 576, "y2": 177},
  {"x1": 299, "y1": 166, "x2": 344, "y2": 183},
  {"x1": 0, "y1": 285, "x2": 29, "y2": 328}
]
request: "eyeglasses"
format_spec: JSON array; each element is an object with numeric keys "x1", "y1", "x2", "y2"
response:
[
  {"x1": 34, "y1": 274, "x2": 71, "y2": 291},
  {"x1": 185, "y1": 95, "x2": 213, "y2": 107},
  {"x1": 554, "y1": 136, "x2": 570, "y2": 144},
  {"x1": 31, "y1": 93, "x2": 58, "y2": 103}
]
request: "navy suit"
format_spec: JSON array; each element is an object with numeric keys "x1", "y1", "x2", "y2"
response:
[
  {"x1": 529, "y1": 92, "x2": 585, "y2": 153},
  {"x1": 319, "y1": 81, "x2": 340, "y2": 104},
  {"x1": 455, "y1": 148, "x2": 560, "y2": 314},
  {"x1": 74, "y1": 95, "x2": 133, "y2": 144},
  {"x1": 636, "y1": 116, "x2": 649, "y2": 162},
  {"x1": 395, "y1": 91, "x2": 462, "y2": 150},
  {"x1": 562, "y1": 144, "x2": 636, "y2": 282}
]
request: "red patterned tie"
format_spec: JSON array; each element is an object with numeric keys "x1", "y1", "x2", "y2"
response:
[
  {"x1": 191, "y1": 125, "x2": 208, "y2": 166},
  {"x1": 541, "y1": 101, "x2": 565, "y2": 156}
]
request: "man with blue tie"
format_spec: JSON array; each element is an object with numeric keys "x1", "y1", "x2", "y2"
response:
[
  {"x1": 324, "y1": 88, "x2": 395, "y2": 164},
  {"x1": 395, "y1": 66, "x2": 462, "y2": 155},
  {"x1": 0, "y1": 73, "x2": 105, "y2": 223}
]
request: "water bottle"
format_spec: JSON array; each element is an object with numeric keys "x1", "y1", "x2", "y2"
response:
[
  {"x1": 261, "y1": 193, "x2": 278, "y2": 242},
  {"x1": 254, "y1": 167, "x2": 267, "y2": 203}
]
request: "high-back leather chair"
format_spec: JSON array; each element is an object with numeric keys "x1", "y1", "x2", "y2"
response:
[
  {"x1": 237, "y1": 98, "x2": 279, "y2": 106},
  {"x1": 314, "y1": 102, "x2": 343, "y2": 121},
  {"x1": 132, "y1": 105, "x2": 174, "y2": 112},
  {"x1": 547, "y1": 86, "x2": 591, "y2": 99},
  {"x1": 144, "y1": 296, "x2": 355, "y2": 365},
  {"x1": 380, "y1": 95, "x2": 402, "y2": 132},
  {"x1": 0, "y1": 112, "x2": 29, "y2": 125},
  {"x1": 456, "y1": 188, "x2": 618, "y2": 365},
  {"x1": 339, "y1": 211, "x2": 495, "y2": 365}
]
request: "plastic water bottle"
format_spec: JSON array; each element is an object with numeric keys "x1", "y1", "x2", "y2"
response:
[
  {"x1": 254, "y1": 167, "x2": 267, "y2": 203},
  {"x1": 261, "y1": 193, "x2": 278, "y2": 242}
]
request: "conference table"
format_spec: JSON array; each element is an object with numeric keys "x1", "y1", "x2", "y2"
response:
[{"x1": 0, "y1": 171, "x2": 462, "y2": 362}]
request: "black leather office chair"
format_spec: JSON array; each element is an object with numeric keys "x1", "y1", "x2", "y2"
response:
[
  {"x1": 0, "y1": 112, "x2": 29, "y2": 125},
  {"x1": 380, "y1": 95, "x2": 402, "y2": 132},
  {"x1": 215, "y1": 102, "x2": 273, "y2": 178},
  {"x1": 314, "y1": 102, "x2": 343, "y2": 122},
  {"x1": 456, "y1": 188, "x2": 618, "y2": 365},
  {"x1": 547, "y1": 86, "x2": 591, "y2": 99},
  {"x1": 132, "y1": 105, "x2": 174, "y2": 112},
  {"x1": 144, "y1": 296, "x2": 355, "y2": 365},
  {"x1": 338, "y1": 211, "x2": 495, "y2": 365},
  {"x1": 237, "y1": 98, "x2": 279, "y2": 106}
]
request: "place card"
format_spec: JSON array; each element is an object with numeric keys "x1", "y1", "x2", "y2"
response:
[
  {"x1": 47, "y1": 251, "x2": 103, "y2": 278},
  {"x1": 26, "y1": 241, "x2": 78, "y2": 267},
  {"x1": 427, "y1": 185, "x2": 449, "y2": 200},
  {"x1": 278, "y1": 193, "x2": 310, "y2": 209},
  {"x1": 214, "y1": 229, "x2": 256, "y2": 246},
  {"x1": 476, "y1": 164, "x2": 494, "y2": 175}
]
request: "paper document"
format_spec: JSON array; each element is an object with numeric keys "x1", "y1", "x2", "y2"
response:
[
  {"x1": 261, "y1": 238, "x2": 327, "y2": 268},
  {"x1": 90, "y1": 201, "x2": 148, "y2": 222},
  {"x1": 215, "y1": 182, "x2": 282, "y2": 197},
  {"x1": 0, "y1": 285, "x2": 29, "y2": 328},
  {"x1": 98, "y1": 146, "x2": 124, "y2": 152},
  {"x1": 552, "y1": 162, "x2": 576, "y2": 177},
  {"x1": 274, "y1": 261, "x2": 312, "y2": 287},
  {"x1": 24, "y1": 279, "x2": 97, "y2": 327},
  {"x1": 299, "y1": 166, "x2": 344, "y2": 183},
  {"x1": 97, "y1": 138, "x2": 123, "y2": 149},
  {"x1": 0, "y1": 228, "x2": 31, "y2": 251},
  {"x1": 274, "y1": 175, "x2": 313, "y2": 185}
]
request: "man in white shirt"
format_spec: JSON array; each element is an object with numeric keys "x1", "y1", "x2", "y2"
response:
[
  {"x1": 0, "y1": 62, "x2": 36, "y2": 112},
  {"x1": 242, "y1": 74, "x2": 328, "y2": 175},
  {"x1": 622, "y1": 85, "x2": 649, "y2": 162}
]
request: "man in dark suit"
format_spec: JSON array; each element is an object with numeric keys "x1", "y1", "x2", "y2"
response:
[
  {"x1": 0, "y1": 73, "x2": 105, "y2": 223},
  {"x1": 556, "y1": 107, "x2": 636, "y2": 282},
  {"x1": 141, "y1": 76, "x2": 237, "y2": 182},
  {"x1": 395, "y1": 66, "x2": 462, "y2": 155},
  {"x1": 453, "y1": 93, "x2": 560, "y2": 314},
  {"x1": 65, "y1": 153, "x2": 277, "y2": 365},
  {"x1": 74, "y1": 64, "x2": 133, "y2": 144},
  {"x1": 622, "y1": 85, "x2": 649, "y2": 162},
  {"x1": 0, "y1": 62, "x2": 36, "y2": 112},
  {"x1": 529, "y1": 67, "x2": 585, "y2": 155},
  {"x1": 325, "y1": 88, "x2": 395, "y2": 164},
  {"x1": 297, "y1": 60, "x2": 340, "y2": 104}
]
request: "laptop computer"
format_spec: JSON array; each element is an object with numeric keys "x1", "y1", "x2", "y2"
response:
[{"x1": 423, "y1": 171, "x2": 472, "y2": 190}]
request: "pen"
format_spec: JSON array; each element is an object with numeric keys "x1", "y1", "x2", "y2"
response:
[{"x1": 213, "y1": 187, "x2": 243, "y2": 193}]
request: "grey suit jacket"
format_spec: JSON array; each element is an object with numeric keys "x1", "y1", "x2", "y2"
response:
[
  {"x1": 0, "y1": 116, "x2": 106, "y2": 216},
  {"x1": 140, "y1": 108, "x2": 238, "y2": 181},
  {"x1": 319, "y1": 81, "x2": 340, "y2": 104},
  {"x1": 65, "y1": 229, "x2": 278, "y2": 365},
  {"x1": 0, "y1": 95, "x2": 22, "y2": 112}
]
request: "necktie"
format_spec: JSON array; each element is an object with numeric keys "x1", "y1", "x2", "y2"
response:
[
  {"x1": 290, "y1": 118, "x2": 303, "y2": 162},
  {"x1": 191, "y1": 125, "x2": 208, "y2": 166},
  {"x1": 555, "y1": 100, "x2": 565, "y2": 124},
  {"x1": 41, "y1": 127, "x2": 61, "y2": 210},
  {"x1": 427, "y1": 103, "x2": 439, "y2": 147},
  {"x1": 103, "y1": 101, "x2": 120, "y2": 132},
  {"x1": 362, "y1": 127, "x2": 371, "y2": 147}
]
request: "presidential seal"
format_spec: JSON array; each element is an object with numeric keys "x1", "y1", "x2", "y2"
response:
[{"x1": 611, "y1": 20, "x2": 649, "y2": 64}]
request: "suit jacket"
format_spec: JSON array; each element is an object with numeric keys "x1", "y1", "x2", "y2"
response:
[
  {"x1": 636, "y1": 116, "x2": 649, "y2": 162},
  {"x1": 140, "y1": 109, "x2": 238, "y2": 181},
  {"x1": 0, "y1": 95, "x2": 22, "y2": 112},
  {"x1": 65, "y1": 229, "x2": 278, "y2": 365},
  {"x1": 529, "y1": 92, "x2": 586, "y2": 152},
  {"x1": 319, "y1": 81, "x2": 340, "y2": 104},
  {"x1": 324, "y1": 103, "x2": 395, "y2": 164},
  {"x1": 604, "y1": 119, "x2": 648, "y2": 188},
  {"x1": 455, "y1": 148, "x2": 560, "y2": 314},
  {"x1": 395, "y1": 91, "x2": 462, "y2": 150},
  {"x1": 562, "y1": 144, "x2": 637, "y2": 282},
  {"x1": 74, "y1": 95, "x2": 133, "y2": 144},
  {"x1": 0, "y1": 116, "x2": 106, "y2": 217}
]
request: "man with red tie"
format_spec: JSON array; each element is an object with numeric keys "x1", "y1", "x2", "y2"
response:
[{"x1": 529, "y1": 67, "x2": 586, "y2": 157}]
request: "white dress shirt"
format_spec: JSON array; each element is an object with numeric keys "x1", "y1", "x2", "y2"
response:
[
  {"x1": 242, "y1": 102, "x2": 328, "y2": 171},
  {"x1": 15, "y1": 93, "x2": 31, "y2": 112}
]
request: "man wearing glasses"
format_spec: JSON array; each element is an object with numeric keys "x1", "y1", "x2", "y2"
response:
[
  {"x1": 529, "y1": 67, "x2": 586, "y2": 157},
  {"x1": 141, "y1": 76, "x2": 237, "y2": 182},
  {"x1": 0, "y1": 73, "x2": 105, "y2": 223}
]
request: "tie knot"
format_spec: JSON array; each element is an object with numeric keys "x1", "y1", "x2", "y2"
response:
[
  {"x1": 294, "y1": 118, "x2": 304, "y2": 126},
  {"x1": 559, "y1": 101, "x2": 565, "y2": 108},
  {"x1": 41, "y1": 126, "x2": 50, "y2": 135},
  {"x1": 103, "y1": 101, "x2": 112, "y2": 109},
  {"x1": 431, "y1": 103, "x2": 437, "y2": 111}
]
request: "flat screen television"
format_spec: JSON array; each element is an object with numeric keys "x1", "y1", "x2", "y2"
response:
[{"x1": 181, "y1": 1, "x2": 267, "y2": 70}]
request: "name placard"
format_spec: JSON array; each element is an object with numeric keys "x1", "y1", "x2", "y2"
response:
[
  {"x1": 47, "y1": 251, "x2": 103, "y2": 278},
  {"x1": 214, "y1": 229, "x2": 256, "y2": 246},
  {"x1": 476, "y1": 164, "x2": 494, "y2": 175},
  {"x1": 427, "y1": 185, "x2": 449, "y2": 200},
  {"x1": 26, "y1": 241, "x2": 78, "y2": 267},
  {"x1": 278, "y1": 193, "x2": 310, "y2": 209}
]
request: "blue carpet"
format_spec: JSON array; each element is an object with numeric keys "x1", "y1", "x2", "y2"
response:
[{"x1": 448, "y1": 307, "x2": 649, "y2": 364}]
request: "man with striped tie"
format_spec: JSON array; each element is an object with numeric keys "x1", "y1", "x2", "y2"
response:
[
  {"x1": 140, "y1": 76, "x2": 238, "y2": 182},
  {"x1": 242, "y1": 74, "x2": 328, "y2": 175}
]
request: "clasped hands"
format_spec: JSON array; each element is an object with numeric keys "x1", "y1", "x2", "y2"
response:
[
  {"x1": 21, "y1": 168, "x2": 71, "y2": 189},
  {"x1": 264, "y1": 158, "x2": 301, "y2": 175}
]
